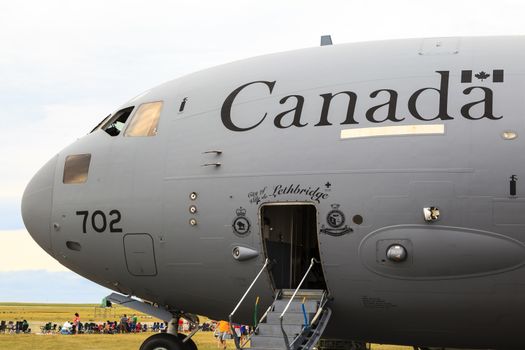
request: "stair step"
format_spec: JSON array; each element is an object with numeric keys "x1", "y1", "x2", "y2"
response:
[
  {"x1": 250, "y1": 335, "x2": 289, "y2": 348},
  {"x1": 257, "y1": 323, "x2": 303, "y2": 337},
  {"x1": 238, "y1": 290, "x2": 328, "y2": 350},
  {"x1": 281, "y1": 289, "x2": 324, "y2": 299},
  {"x1": 266, "y1": 311, "x2": 315, "y2": 325},
  {"x1": 272, "y1": 299, "x2": 318, "y2": 313}
]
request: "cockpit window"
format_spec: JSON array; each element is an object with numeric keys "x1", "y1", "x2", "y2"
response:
[
  {"x1": 63, "y1": 154, "x2": 91, "y2": 184},
  {"x1": 124, "y1": 101, "x2": 163, "y2": 137},
  {"x1": 100, "y1": 107, "x2": 134, "y2": 136},
  {"x1": 90, "y1": 114, "x2": 111, "y2": 133}
]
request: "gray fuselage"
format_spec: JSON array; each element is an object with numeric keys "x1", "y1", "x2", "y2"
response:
[{"x1": 22, "y1": 36, "x2": 525, "y2": 349}]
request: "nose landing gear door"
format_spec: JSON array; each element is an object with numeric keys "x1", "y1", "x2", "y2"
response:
[{"x1": 123, "y1": 233, "x2": 158, "y2": 276}]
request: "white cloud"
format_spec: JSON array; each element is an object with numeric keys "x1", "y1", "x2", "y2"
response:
[
  {"x1": 1, "y1": 101, "x2": 113, "y2": 198},
  {"x1": 0, "y1": 229, "x2": 68, "y2": 272}
]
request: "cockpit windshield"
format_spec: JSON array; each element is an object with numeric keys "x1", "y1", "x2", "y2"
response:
[
  {"x1": 91, "y1": 106, "x2": 135, "y2": 136},
  {"x1": 90, "y1": 114, "x2": 111, "y2": 133},
  {"x1": 124, "y1": 101, "x2": 163, "y2": 137}
]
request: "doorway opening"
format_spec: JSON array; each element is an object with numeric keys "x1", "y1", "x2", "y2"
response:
[{"x1": 261, "y1": 203, "x2": 326, "y2": 290}]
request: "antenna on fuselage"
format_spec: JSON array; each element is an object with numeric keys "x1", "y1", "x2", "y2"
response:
[{"x1": 320, "y1": 35, "x2": 333, "y2": 46}]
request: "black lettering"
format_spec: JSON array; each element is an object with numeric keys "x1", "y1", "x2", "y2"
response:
[
  {"x1": 274, "y1": 95, "x2": 306, "y2": 128},
  {"x1": 510, "y1": 175, "x2": 518, "y2": 196},
  {"x1": 315, "y1": 91, "x2": 358, "y2": 126},
  {"x1": 76, "y1": 211, "x2": 89, "y2": 234},
  {"x1": 91, "y1": 210, "x2": 107, "y2": 233},
  {"x1": 408, "y1": 71, "x2": 453, "y2": 121},
  {"x1": 461, "y1": 86, "x2": 502, "y2": 120},
  {"x1": 109, "y1": 210, "x2": 123, "y2": 233},
  {"x1": 366, "y1": 89, "x2": 404, "y2": 123},
  {"x1": 221, "y1": 80, "x2": 276, "y2": 131}
]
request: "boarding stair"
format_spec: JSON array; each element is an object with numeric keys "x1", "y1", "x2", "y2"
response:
[{"x1": 230, "y1": 259, "x2": 332, "y2": 350}]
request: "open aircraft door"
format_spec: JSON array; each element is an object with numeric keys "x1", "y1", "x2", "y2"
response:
[{"x1": 260, "y1": 203, "x2": 326, "y2": 290}]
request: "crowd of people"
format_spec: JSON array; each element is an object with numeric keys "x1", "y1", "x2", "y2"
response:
[
  {"x1": 54, "y1": 313, "x2": 170, "y2": 335},
  {"x1": 0, "y1": 312, "x2": 223, "y2": 336},
  {"x1": 1, "y1": 312, "x2": 250, "y2": 345},
  {"x1": 0, "y1": 320, "x2": 30, "y2": 334}
]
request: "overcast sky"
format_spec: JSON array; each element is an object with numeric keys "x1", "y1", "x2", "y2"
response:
[{"x1": 1, "y1": 0, "x2": 525, "y2": 302}]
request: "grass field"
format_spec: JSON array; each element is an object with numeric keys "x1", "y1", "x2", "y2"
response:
[
  {"x1": 0, "y1": 303, "x2": 412, "y2": 350},
  {"x1": 0, "y1": 302, "x2": 160, "y2": 324}
]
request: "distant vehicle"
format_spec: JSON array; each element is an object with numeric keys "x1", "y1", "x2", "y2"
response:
[{"x1": 22, "y1": 36, "x2": 525, "y2": 350}]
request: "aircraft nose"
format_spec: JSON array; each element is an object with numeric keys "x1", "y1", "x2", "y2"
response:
[{"x1": 21, "y1": 156, "x2": 57, "y2": 255}]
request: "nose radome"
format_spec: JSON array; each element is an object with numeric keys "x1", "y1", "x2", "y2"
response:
[{"x1": 21, "y1": 156, "x2": 57, "y2": 255}]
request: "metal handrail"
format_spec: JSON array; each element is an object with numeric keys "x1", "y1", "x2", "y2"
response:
[
  {"x1": 294, "y1": 307, "x2": 332, "y2": 350},
  {"x1": 288, "y1": 290, "x2": 329, "y2": 349},
  {"x1": 279, "y1": 258, "x2": 319, "y2": 319},
  {"x1": 229, "y1": 258, "x2": 270, "y2": 349},
  {"x1": 229, "y1": 258, "x2": 269, "y2": 320},
  {"x1": 309, "y1": 290, "x2": 328, "y2": 326}
]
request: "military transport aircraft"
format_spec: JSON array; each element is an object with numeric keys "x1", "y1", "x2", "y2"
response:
[{"x1": 22, "y1": 36, "x2": 525, "y2": 350}]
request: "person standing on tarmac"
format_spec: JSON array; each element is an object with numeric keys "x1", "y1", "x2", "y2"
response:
[
  {"x1": 72, "y1": 313, "x2": 80, "y2": 334},
  {"x1": 216, "y1": 320, "x2": 230, "y2": 350}
]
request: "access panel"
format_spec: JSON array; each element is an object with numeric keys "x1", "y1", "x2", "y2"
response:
[{"x1": 123, "y1": 233, "x2": 158, "y2": 276}]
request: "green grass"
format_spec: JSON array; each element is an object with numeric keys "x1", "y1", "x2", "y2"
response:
[
  {"x1": 0, "y1": 303, "x2": 412, "y2": 350},
  {"x1": 0, "y1": 332, "x2": 226, "y2": 350}
]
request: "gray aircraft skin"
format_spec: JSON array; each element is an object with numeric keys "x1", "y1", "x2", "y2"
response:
[{"x1": 21, "y1": 36, "x2": 525, "y2": 349}]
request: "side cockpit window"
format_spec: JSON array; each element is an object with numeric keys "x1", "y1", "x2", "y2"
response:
[
  {"x1": 124, "y1": 101, "x2": 163, "y2": 137},
  {"x1": 101, "y1": 107, "x2": 134, "y2": 136},
  {"x1": 90, "y1": 114, "x2": 111, "y2": 133},
  {"x1": 63, "y1": 154, "x2": 91, "y2": 184}
]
